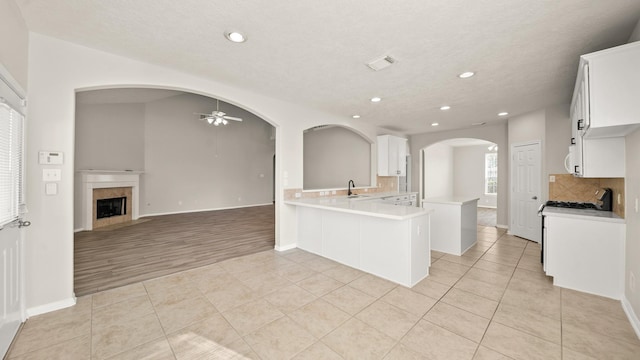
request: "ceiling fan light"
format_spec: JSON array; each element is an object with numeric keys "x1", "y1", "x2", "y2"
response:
[
  {"x1": 222, "y1": 119, "x2": 228, "y2": 125},
  {"x1": 207, "y1": 118, "x2": 214, "y2": 124}
]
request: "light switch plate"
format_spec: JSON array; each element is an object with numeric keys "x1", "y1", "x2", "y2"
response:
[
  {"x1": 42, "y1": 169, "x2": 61, "y2": 181},
  {"x1": 45, "y1": 183, "x2": 57, "y2": 195},
  {"x1": 549, "y1": 175, "x2": 556, "y2": 182}
]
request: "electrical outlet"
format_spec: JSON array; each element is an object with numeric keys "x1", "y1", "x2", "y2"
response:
[
  {"x1": 549, "y1": 175, "x2": 556, "y2": 183},
  {"x1": 636, "y1": 197, "x2": 639, "y2": 213},
  {"x1": 617, "y1": 193, "x2": 621, "y2": 205},
  {"x1": 631, "y1": 272, "x2": 637, "y2": 293},
  {"x1": 295, "y1": 192, "x2": 301, "y2": 198},
  {"x1": 332, "y1": 190, "x2": 336, "y2": 195}
]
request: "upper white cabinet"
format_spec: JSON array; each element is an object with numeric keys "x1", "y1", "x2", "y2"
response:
[
  {"x1": 568, "y1": 41, "x2": 640, "y2": 177},
  {"x1": 377, "y1": 135, "x2": 407, "y2": 176},
  {"x1": 573, "y1": 41, "x2": 640, "y2": 138}
]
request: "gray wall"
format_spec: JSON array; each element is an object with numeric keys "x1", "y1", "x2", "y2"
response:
[
  {"x1": 423, "y1": 142, "x2": 453, "y2": 198},
  {"x1": 75, "y1": 103, "x2": 146, "y2": 171},
  {"x1": 411, "y1": 123, "x2": 509, "y2": 227},
  {"x1": 629, "y1": 18, "x2": 640, "y2": 42},
  {"x1": 303, "y1": 126, "x2": 371, "y2": 189},
  {"x1": 454, "y1": 145, "x2": 498, "y2": 208},
  {"x1": 74, "y1": 92, "x2": 275, "y2": 226},
  {"x1": 545, "y1": 104, "x2": 571, "y2": 176}
]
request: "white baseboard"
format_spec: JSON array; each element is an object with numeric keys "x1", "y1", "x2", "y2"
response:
[
  {"x1": 622, "y1": 295, "x2": 640, "y2": 340},
  {"x1": 496, "y1": 224, "x2": 508, "y2": 229},
  {"x1": 74, "y1": 228, "x2": 84, "y2": 233},
  {"x1": 26, "y1": 296, "x2": 76, "y2": 318},
  {"x1": 141, "y1": 203, "x2": 274, "y2": 218},
  {"x1": 275, "y1": 243, "x2": 297, "y2": 252}
]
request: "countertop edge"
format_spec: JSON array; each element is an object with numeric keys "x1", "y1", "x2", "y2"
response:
[
  {"x1": 422, "y1": 197, "x2": 480, "y2": 205},
  {"x1": 284, "y1": 200, "x2": 433, "y2": 220},
  {"x1": 542, "y1": 208, "x2": 625, "y2": 224}
]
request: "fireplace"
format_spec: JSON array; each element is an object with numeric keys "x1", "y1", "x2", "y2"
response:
[
  {"x1": 97, "y1": 197, "x2": 127, "y2": 219},
  {"x1": 78, "y1": 170, "x2": 141, "y2": 231}
]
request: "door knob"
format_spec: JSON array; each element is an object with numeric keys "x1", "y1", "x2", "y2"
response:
[{"x1": 532, "y1": 196, "x2": 538, "y2": 200}]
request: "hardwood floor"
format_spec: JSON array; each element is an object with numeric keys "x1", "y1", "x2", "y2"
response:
[{"x1": 74, "y1": 205, "x2": 275, "y2": 296}]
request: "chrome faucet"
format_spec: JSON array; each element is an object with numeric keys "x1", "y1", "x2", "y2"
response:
[{"x1": 348, "y1": 180, "x2": 355, "y2": 196}]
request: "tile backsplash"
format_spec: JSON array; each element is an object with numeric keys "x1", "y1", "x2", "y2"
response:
[{"x1": 549, "y1": 174, "x2": 625, "y2": 218}]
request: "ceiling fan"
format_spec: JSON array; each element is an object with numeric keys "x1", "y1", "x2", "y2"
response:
[{"x1": 195, "y1": 99, "x2": 243, "y2": 126}]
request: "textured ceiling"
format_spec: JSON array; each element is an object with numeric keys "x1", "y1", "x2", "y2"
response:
[{"x1": 14, "y1": 0, "x2": 640, "y2": 134}]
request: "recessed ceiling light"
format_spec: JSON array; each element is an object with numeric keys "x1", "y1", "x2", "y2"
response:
[
  {"x1": 440, "y1": 105, "x2": 451, "y2": 111},
  {"x1": 498, "y1": 112, "x2": 509, "y2": 116},
  {"x1": 352, "y1": 115, "x2": 361, "y2": 119},
  {"x1": 458, "y1": 71, "x2": 475, "y2": 79},
  {"x1": 370, "y1": 97, "x2": 382, "y2": 103},
  {"x1": 225, "y1": 31, "x2": 246, "y2": 43},
  {"x1": 431, "y1": 122, "x2": 439, "y2": 127}
]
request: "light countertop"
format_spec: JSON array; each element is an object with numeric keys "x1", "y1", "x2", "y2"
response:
[
  {"x1": 422, "y1": 196, "x2": 480, "y2": 205},
  {"x1": 285, "y1": 193, "x2": 431, "y2": 220},
  {"x1": 542, "y1": 207, "x2": 624, "y2": 224}
]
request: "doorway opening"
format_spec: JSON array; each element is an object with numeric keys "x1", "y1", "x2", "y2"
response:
[
  {"x1": 421, "y1": 138, "x2": 499, "y2": 227},
  {"x1": 73, "y1": 88, "x2": 277, "y2": 295}
]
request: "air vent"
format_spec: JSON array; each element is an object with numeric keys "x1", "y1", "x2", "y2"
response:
[{"x1": 366, "y1": 56, "x2": 396, "y2": 71}]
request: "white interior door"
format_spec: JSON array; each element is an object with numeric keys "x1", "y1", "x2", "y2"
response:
[
  {"x1": 0, "y1": 68, "x2": 27, "y2": 357},
  {"x1": 0, "y1": 224, "x2": 23, "y2": 356},
  {"x1": 510, "y1": 142, "x2": 541, "y2": 242}
]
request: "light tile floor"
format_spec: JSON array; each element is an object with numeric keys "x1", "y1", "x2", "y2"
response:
[{"x1": 8, "y1": 226, "x2": 640, "y2": 359}]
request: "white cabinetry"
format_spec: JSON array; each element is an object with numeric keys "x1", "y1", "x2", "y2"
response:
[
  {"x1": 577, "y1": 41, "x2": 640, "y2": 137},
  {"x1": 377, "y1": 135, "x2": 407, "y2": 176},
  {"x1": 545, "y1": 212, "x2": 624, "y2": 299},
  {"x1": 568, "y1": 41, "x2": 640, "y2": 177}
]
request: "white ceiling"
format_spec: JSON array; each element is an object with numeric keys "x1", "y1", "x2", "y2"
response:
[{"x1": 14, "y1": 0, "x2": 640, "y2": 135}]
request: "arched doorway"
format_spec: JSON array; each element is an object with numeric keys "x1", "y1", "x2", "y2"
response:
[{"x1": 73, "y1": 88, "x2": 277, "y2": 295}]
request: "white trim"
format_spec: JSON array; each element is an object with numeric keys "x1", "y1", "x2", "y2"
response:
[
  {"x1": 275, "y1": 243, "x2": 297, "y2": 252},
  {"x1": 74, "y1": 228, "x2": 85, "y2": 233},
  {"x1": 622, "y1": 295, "x2": 640, "y2": 340},
  {"x1": 0, "y1": 63, "x2": 26, "y2": 100},
  {"x1": 497, "y1": 224, "x2": 509, "y2": 229},
  {"x1": 140, "y1": 203, "x2": 274, "y2": 218},
  {"x1": 26, "y1": 296, "x2": 76, "y2": 317},
  {"x1": 477, "y1": 205, "x2": 497, "y2": 209}
]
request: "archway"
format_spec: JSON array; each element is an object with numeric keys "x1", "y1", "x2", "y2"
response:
[
  {"x1": 73, "y1": 87, "x2": 277, "y2": 295},
  {"x1": 420, "y1": 138, "x2": 499, "y2": 227}
]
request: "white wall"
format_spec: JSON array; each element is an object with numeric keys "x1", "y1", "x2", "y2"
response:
[
  {"x1": 304, "y1": 126, "x2": 371, "y2": 190},
  {"x1": 410, "y1": 123, "x2": 509, "y2": 227},
  {"x1": 24, "y1": 33, "x2": 379, "y2": 314},
  {"x1": 75, "y1": 103, "x2": 146, "y2": 171},
  {"x1": 142, "y1": 93, "x2": 274, "y2": 215},
  {"x1": 624, "y1": 128, "x2": 640, "y2": 329},
  {"x1": 454, "y1": 145, "x2": 498, "y2": 208},
  {"x1": 0, "y1": 0, "x2": 29, "y2": 89},
  {"x1": 423, "y1": 142, "x2": 453, "y2": 198}
]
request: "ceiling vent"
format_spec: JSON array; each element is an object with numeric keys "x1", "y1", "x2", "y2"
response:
[{"x1": 366, "y1": 56, "x2": 396, "y2": 71}]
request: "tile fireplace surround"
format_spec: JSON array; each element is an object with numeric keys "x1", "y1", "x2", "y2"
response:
[{"x1": 78, "y1": 170, "x2": 141, "y2": 231}]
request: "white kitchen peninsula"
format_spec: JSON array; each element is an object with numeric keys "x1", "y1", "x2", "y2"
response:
[
  {"x1": 285, "y1": 196, "x2": 433, "y2": 287},
  {"x1": 422, "y1": 196, "x2": 479, "y2": 256}
]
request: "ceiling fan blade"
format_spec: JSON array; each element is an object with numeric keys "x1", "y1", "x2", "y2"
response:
[{"x1": 223, "y1": 115, "x2": 243, "y2": 121}]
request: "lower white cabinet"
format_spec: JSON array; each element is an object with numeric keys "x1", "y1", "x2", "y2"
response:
[
  {"x1": 545, "y1": 213, "x2": 624, "y2": 299},
  {"x1": 296, "y1": 206, "x2": 430, "y2": 287}
]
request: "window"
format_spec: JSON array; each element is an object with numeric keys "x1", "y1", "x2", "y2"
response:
[
  {"x1": 0, "y1": 100, "x2": 24, "y2": 227},
  {"x1": 485, "y1": 152, "x2": 498, "y2": 195}
]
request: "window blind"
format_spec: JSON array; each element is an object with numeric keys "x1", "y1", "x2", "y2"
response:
[{"x1": 0, "y1": 100, "x2": 24, "y2": 227}]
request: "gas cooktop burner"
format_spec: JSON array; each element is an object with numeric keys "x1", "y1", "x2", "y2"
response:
[{"x1": 545, "y1": 201, "x2": 598, "y2": 209}]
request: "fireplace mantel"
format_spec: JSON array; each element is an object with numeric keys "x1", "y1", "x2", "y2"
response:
[{"x1": 78, "y1": 170, "x2": 142, "y2": 231}]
